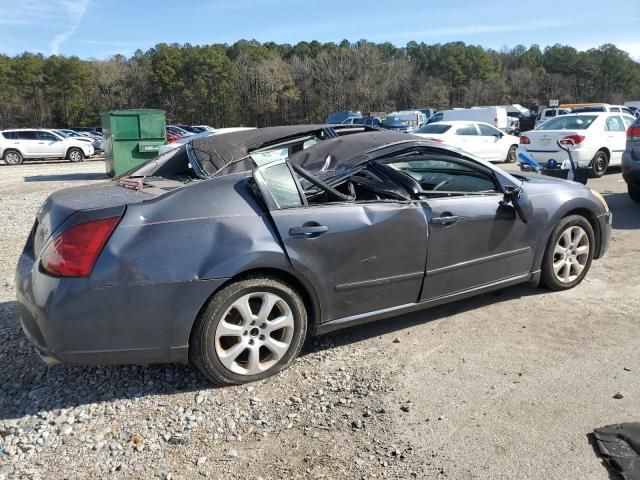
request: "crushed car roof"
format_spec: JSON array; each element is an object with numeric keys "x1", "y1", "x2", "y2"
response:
[{"x1": 191, "y1": 125, "x2": 332, "y2": 175}]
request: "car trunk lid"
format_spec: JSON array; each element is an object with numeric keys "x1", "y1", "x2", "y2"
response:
[{"x1": 32, "y1": 181, "x2": 164, "y2": 257}]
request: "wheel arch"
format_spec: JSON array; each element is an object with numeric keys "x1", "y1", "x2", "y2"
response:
[{"x1": 186, "y1": 266, "x2": 322, "y2": 355}]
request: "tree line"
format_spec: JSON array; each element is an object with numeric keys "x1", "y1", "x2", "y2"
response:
[{"x1": 0, "y1": 40, "x2": 638, "y2": 129}]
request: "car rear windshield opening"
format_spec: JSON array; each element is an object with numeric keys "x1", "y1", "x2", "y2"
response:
[
  {"x1": 416, "y1": 124, "x2": 452, "y2": 134},
  {"x1": 538, "y1": 115, "x2": 598, "y2": 130}
]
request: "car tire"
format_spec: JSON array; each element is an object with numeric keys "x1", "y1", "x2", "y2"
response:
[
  {"x1": 3, "y1": 149, "x2": 23, "y2": 165},
  {"x1": 589, "y1": 151, "x2": 608, "y2": 178},
  {"x1": 629, "y1": 184, "x2": 640, "y2": 203},
  {"x1": 541, "y1": 215, "x2": 595, "y2": 291},
  {"x1": 67, "y1": 148, "x2": 84, "y2": 162},
  {"x1": 506, "y1": 145, "x2": 518, "y2": 163},
  {"x1": 190, "y1": 275, "x2": 308, "y2": 385}
]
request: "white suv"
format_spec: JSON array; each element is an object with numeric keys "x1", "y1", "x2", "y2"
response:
[{"x1": 0, "y1": 129, "x2": 94, "y2": 165}]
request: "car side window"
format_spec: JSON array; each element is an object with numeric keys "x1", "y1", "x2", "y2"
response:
[
  {"x1": 385, "y1": 154, "x2": 500, "y2": 195},
  {"x1": 610, "y1": 107, "x2": 620, "y2": 112},
  {"x1": 456, "y1": 125, "x2": 478, "y2": 136},
  {"x1": 477, "y1": 124, "x2": 500, "y2": 136},
  {"x1": 259, "y1": 162, "x2": 304, "y2": 209},
  {"x1": 2, "y1": 131, "x2": 18, "y2": 139},
  {"x1": 18, "y1": 131, "x2": 37, "y2": 140},
  {"x1": 605, "y1": 116, "x2": 625, "y2": 132},
  {"x1": 37, "y1": 132, "x2": 58, "y2": 141}
]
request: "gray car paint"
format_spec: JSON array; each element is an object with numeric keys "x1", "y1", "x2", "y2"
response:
[{"x1": 15, "y1": 133, "x2": 612, "y2": 366}]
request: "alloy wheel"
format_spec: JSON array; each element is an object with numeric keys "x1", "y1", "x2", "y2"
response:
[
  {"x1": 5, "y1": 152, "x2": 21, "y2": 165},
  {"x1": 214, "y1": 292, "x2": 295, "y2": 375},
  {"x1": 552, "y1": 226, "x2": 590, "y2": 283}
]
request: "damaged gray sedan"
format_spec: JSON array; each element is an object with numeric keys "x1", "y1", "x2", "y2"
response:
[{"x1": 15, "y1": 126, "x2": 612, "y2": 384}]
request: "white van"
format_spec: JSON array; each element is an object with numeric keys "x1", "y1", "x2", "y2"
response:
[
  {"x1": 427, "y1": 107, "x2": 508, "y2": 131},
  {"x1": 389, "y1": 110, "x2": 428, "y2": 128},
  {"x1": 535, "y1": 108, "x2": 572, "y2": 128}
]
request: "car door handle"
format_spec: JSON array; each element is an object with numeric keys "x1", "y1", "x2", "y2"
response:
[
  {"x1": 431, "y1": 215, "x2": 460, "y2": 225},
  {"x1": 289, "y1": 225, "x2": 329, "y2": 237}
]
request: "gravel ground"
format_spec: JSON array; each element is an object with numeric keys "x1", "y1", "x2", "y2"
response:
[{"x1": 0, "y1": 159, "x2": 638, "y2": 480}]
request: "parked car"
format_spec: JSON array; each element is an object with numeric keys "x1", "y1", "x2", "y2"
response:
[
  {"x1": 418, "y1": 108, "x2": 437, "y2": 120},
  {"x1": 166, "y1": 132, "x2": 182, "y2": 144},
  {"x1": 428, "y1": 107, "x2": 509, "y2": 131},
  {"x1": 518, "y1": 113, "x2": 636, "y2": 177},
  {"x1": 388, "y1": 110, "x2": 428, "y2": 128},
  {"x1": 622, "y1": 117, "x2": 640, "y2": 202},
  {"x1": 380, "y1": 115, "x2": 415, "y2": 133},
  {"x1": 535, "y1": 108, "x2": 572, "y2": 128},
  {"x1": 174, "y1": 124, "x2": 202, "y2": 134},
  {"x1": 0, "y1": 128, "x2": 94, "y2": 165},
  {"x1": 193, "y1": 125, "x2": 216, "y2": 132},
  {"x1": 166, "y1": 125, "x2": 194, "y2": 137},
  {"x1": 72, "y1": 126, "x2": 102, "y2": 134},
  {"x1": 572, "y1": 105, "x2": 636, "y2": 116},
  {"x1": 414, "y1": 121, "x2": 520, "y2": 163},
  {"x1": 56, "y1": 129, "x2": 103, "y2": 152},
  {"x1": 158, "y1": 127, "x2": 255, "y2": 155},
  {"x1": 324, "y1": 111, "x2": 362, "y2": 124},
  {"x1": 353, "y1": 116, "x2": 382, "y2": 127},
  {"x1": 15, "y1": 126, "x2": 611, "y2": 385}
]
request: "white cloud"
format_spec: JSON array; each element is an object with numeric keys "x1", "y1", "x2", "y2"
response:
[{"x1": 49, "y1": 0, "x2": 91, "y2": 55}]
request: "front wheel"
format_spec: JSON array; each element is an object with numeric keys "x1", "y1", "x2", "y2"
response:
[
  {"x1": 541, "y1": 215, "x2": 595, "y2": 291},
  {"x1": 629, "y1": 184, "x2": 640, "y2": 203},
  {"x1": 190, "y1": 275, "x2": 307, "y2": 385},
  {"x1": 506, "y1": 145, "x2": 518, "y2": 163},
  {"x1": 589, "y1": 151, "x2": 608, "y2": 178},
  {"x1": 67, "y1": 148, "x2": 84, "y2": 162}
]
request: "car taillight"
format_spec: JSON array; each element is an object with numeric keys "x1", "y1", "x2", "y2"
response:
[
  {"x1": 520, "y1": 136, "x2": 530, "y2": 144},
  {"x1": 627, "y1": 126, "x2": 640, "y2": 139},
  {"x1": 559, "y1": 135, "x2": 585, "y2": 146},
  {"x1": 41, "y1": 216, "x2": 121, "y2": 277}
]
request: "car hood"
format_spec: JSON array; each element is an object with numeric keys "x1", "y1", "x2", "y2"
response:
[{"x1": 510, "y1": 170, "x2": 589, "y2": 194}]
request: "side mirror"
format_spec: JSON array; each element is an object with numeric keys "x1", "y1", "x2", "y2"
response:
[{"x1": 502, "y1": 185, "x2": 531, "y2": 223}]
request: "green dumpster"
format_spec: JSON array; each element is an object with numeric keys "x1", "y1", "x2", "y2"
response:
[{"x1": 101, "y1": 109, "x2": 167, "y2": 177}]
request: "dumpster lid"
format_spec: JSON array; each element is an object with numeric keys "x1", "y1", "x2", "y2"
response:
[
  {"x1": 190, "y1": 125, "x2": 331, "y2": 176},
  {"x1": 102, "y1": 109, "x2": 165, "y2": 116}
]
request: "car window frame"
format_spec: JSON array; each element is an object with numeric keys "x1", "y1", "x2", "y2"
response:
[{"x1": 376, "y1": 148, "x2": 504, "y2": 198}]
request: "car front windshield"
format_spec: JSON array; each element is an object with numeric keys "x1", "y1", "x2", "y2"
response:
[{"x1": 537, "y1": 115, "x2": 597, "y2": 130}]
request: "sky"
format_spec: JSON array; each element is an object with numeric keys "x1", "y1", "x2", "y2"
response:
[{"x1": 0, "y1": 0, "x2": 638, "y2": 60}]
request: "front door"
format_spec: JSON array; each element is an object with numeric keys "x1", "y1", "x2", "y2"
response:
[
  {"x1": 35, "y1": 131, "x2": 65, "y2": 157},
  {"x1": 254, "y1": 160, "x2": 429, "y2": 322},
  {"x1": 375, "y1": 151, "x2": 534, "y2": 301}
]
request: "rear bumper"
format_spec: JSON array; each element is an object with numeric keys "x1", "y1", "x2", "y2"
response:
[
  {"x1": 622, "y1": 151, "x2": 640, "y2": 185},
  {"x1": 517, "y1": 146, "x2": 595, "y2": 168},
  {"x1": 15, "y1": 247, "x2": 228, "y2": 366}
]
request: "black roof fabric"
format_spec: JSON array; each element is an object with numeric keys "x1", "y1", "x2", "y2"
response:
[
  {"x1": 191, "y1": 125, "x2": 329, "y2": 175},
  {"x1": 593, "y1": 423, "x2": 640, "y2": 480},
  {"x1": 288, "y1": 130, "x2": 422, "y2": 176}
]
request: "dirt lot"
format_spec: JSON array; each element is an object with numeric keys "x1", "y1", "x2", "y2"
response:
[{"x1": 0, "y1": 159, "x2": 639, "y2": 480}]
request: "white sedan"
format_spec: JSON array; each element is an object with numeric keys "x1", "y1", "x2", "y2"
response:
[
  {"x1": 518, "y1": 113, "x2": 636, "y2": 177},
  {"x1": 413, "y1": 121, "x2": 520, "y2": 163}
]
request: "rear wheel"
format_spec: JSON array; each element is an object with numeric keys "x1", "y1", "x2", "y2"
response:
[
  {"x1": 3, "y1": 150, "x2": 23, "y2": 165},
  {"x1": 190, "y1": 275, "x2": 307, "y2": 385},
  {"x1": 67, "y1": 148, "x2": 84, "y2": 162},
  {"x1": 589, "y1": 151, "x2": 608, "y2": 178},
  {"x1": 629, "y1": 184, "x2": 640, "y2": 203},
  {"x1": 506, "y1": 145, "x2": 518, "y2": 163},
  {"x1": 541, "y1": 215, "x2": 595, "y2": 291}
]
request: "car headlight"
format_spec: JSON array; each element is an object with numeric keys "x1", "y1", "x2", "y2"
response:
[{"x1": 590, "y1": 189, "x2": 609, "y2": 212}]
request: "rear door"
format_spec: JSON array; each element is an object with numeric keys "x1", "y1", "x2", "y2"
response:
[
  {"x1": 16, "y1": 131, "x2": 40, "y2": 157},
  {"x1": 453, "y1": 124, "x2": 484, "y2": 158},
  {"x1": 253, "y1": 160, "x2": 428, "y2": 322},
  {"x1": 604, "y1": 116, "x2": 627, "y2": 165}
]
